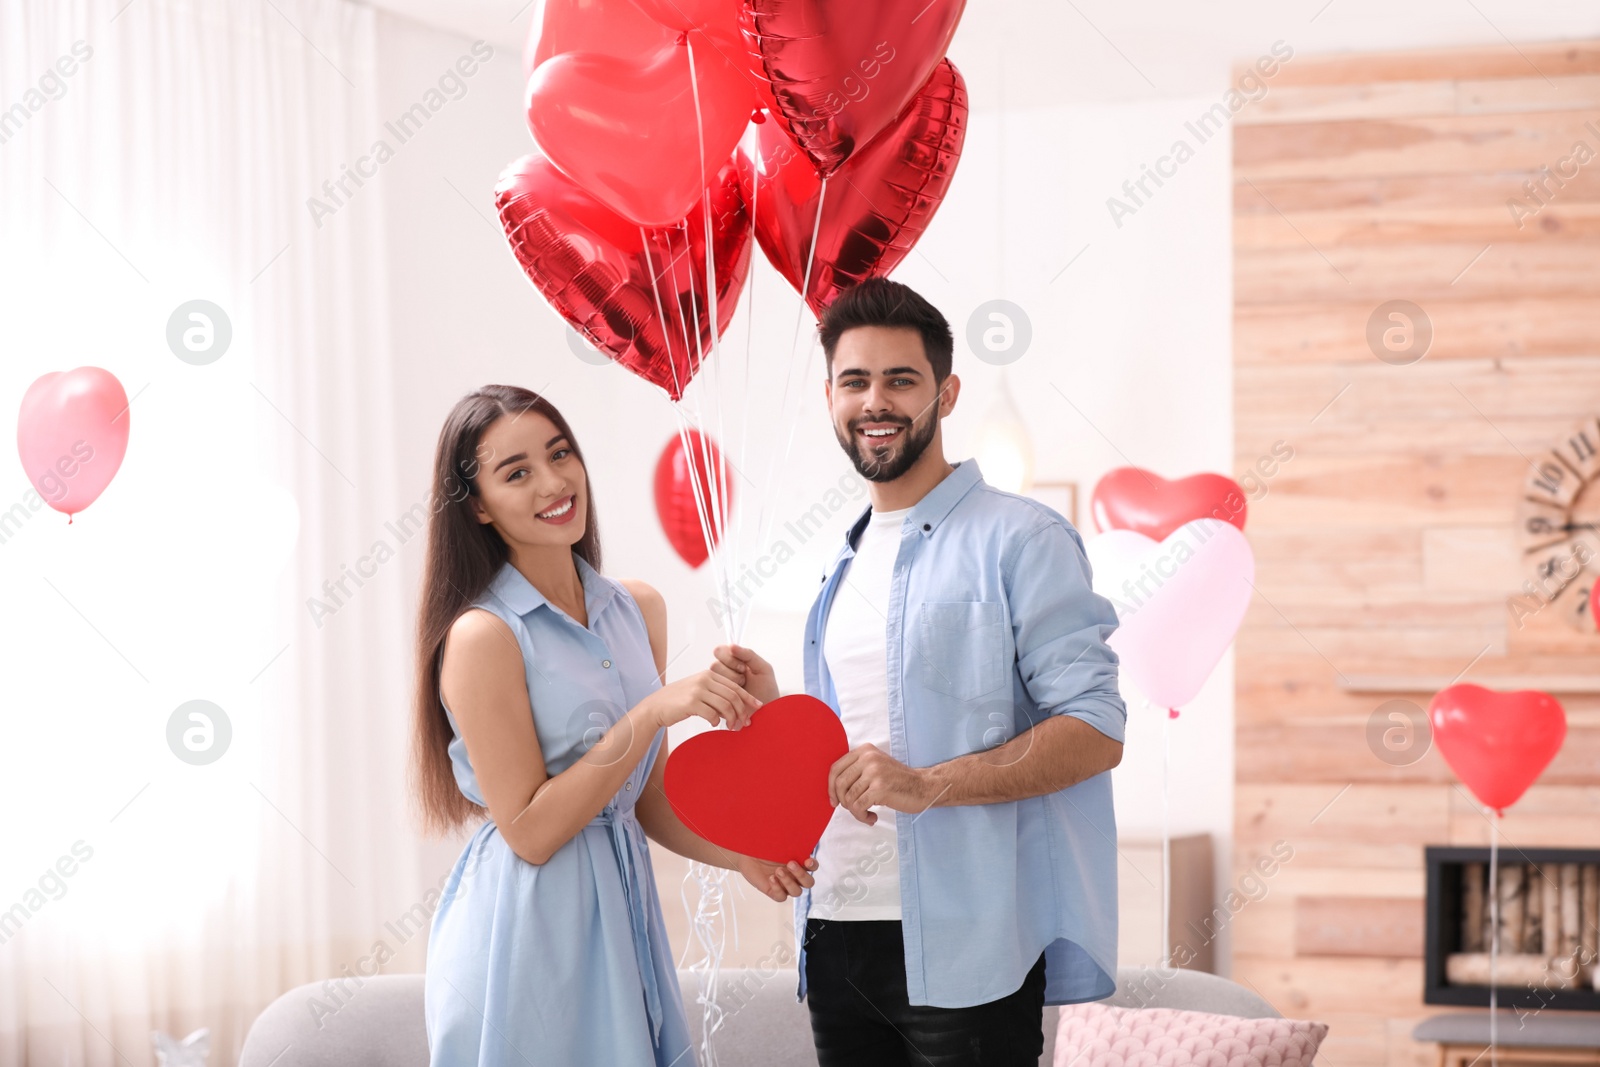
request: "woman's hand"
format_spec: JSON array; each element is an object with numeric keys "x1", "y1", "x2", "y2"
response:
[
  {"x1": 644, "y1": 670, "x2": 760, "y2": 732},
  {"x1": 711, "y1": 644, "x2": 780, "y2": 704},
  {"x1": 736, "y1": 854, "x2": 818, "y2": 902}
]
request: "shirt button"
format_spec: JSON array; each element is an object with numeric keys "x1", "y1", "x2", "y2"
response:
[
  {"x1": 601, "y1": 659, "x2": 612, "y2": 668},
  {"x1": 922, "y1": 523, "x2": 931, "y2": 531}
]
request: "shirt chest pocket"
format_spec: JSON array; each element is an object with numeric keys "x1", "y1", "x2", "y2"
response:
[{"x1": 913, "y1": 600, "x2": 1009, "y2": 701}]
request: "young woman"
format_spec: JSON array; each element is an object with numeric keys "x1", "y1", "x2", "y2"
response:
[{"x1": 411, "y1": 385, "x2": 817, "y2": 1066}]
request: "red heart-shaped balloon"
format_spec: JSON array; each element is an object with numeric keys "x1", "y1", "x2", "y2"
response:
[
  {"x1": 1090, "y1": 467, "x2": 1248, "y2": 543},
  {"x1": 495, "y1": 153, "x2": 751, "y2": 401},
  {"x1": 654, "y1": 430, "x2": 731, "y2": 568},
  {"x1": 739, "y1": 59, "x2": 967, "y2": 315},
  {"x1": 1428, "y1": 684, "x2": 1566, "y2": 816},
  {"x1": 741, "y1": 0, "x2": 967, "y2": 177},
  {"x1": 631, "y1": 0, "x2": 744, "y2": 37},
  {"x1": 664, "y1": 694, "x2": 848, "y2": 864},
  {"x1": 522, "y1": 0, "x2": 678, "y2": 81},
  {"x1": 527, "y1": 39, "x2": 758, "y2": 227}
]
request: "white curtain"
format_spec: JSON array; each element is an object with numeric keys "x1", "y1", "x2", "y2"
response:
[{"x1": 0, "y1": 1, "x2": 430, "y2": 1063}]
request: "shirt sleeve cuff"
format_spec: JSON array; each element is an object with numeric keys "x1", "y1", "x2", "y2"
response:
[{"x1": 1051, "y1": 693, "x2": 1127, "y2": 745}]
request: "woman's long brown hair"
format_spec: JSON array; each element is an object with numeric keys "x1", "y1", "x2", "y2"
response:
[{"x1": 410, "y1": 385, "x2": 602, "y2": 837}]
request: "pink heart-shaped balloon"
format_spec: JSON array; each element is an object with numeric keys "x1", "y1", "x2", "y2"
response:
[
  {"x1": 1091, "y1": 467, "x2": 1248, "y2": 542},
  {"x1": 495, "y1": 152, "x2": 752, "y2": 400},
  {"x1": 739, "y1": 58, "x2": 967, "y2": 315},
  {"x1": 527, "y1": 39, "x2": 758, "y2": 227},
  {"x1": 741, "y1": 0, "x2": 967, "y2": 177},
  {"x1": 664, "y1": 694, "x2": 847, "y2": 864},
  {"x1": 1429, "y1": 684, "x2": 1566, "y2": 816},
  {"x1": 1087, "y1": 519, "x2": 1255, "y2": 710},
  {"x1": 17, "y1": 367, "x2": 130, "y2": 520}
]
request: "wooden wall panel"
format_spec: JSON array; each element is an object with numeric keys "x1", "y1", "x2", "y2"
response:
[{"x1": 1232, "y1": 40, "x2": 1600, "y2": 1067}]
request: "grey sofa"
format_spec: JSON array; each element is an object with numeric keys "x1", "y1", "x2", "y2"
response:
[{"x1": 239, "y1": 965, "x2": 1280, "y2": 1066}]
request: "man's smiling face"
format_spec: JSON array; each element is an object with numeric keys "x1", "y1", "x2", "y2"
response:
[{"x1": 826, "y1": 325, "x2": 951, "y2": 484}]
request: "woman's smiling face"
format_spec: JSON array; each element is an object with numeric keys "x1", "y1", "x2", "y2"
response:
[{"x1": 470, "y1": 410, "x2": 588, "y2": 551}]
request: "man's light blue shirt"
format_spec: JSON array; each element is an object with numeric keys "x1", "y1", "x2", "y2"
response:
[{"x1": 795, "y1": 458, "x2": 1126, "y2": 1009}]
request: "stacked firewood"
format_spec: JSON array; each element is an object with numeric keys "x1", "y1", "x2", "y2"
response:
[{"x1": 1447, "y1": 862, "x2": 1600, "y2": 990}]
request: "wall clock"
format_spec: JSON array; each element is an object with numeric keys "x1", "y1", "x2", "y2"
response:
[{"x1": 1516, "y1": 416, "x2": 1600, "y2": 631}]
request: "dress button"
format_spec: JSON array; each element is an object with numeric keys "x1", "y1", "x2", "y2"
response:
[
  {"x1": 602, "y1": 659, "x2": 612, "y2": 668},
  {"x1": 625, "y1": 781, "x2": 633, "y2": 790}
]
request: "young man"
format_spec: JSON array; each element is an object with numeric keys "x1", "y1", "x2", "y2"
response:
[{"x1": 716, "y1": 278, "x2": 1127, "y2": 1066}]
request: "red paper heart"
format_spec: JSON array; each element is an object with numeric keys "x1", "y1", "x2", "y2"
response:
[
  {"x1": 1428, "y1": 683, "x2": 1566, "y2": 815},
  {"x1": 741, "y1": 0, "x2": 967, "y2": 177},
  {"x1": 739, "y1": 58, "x2": 967, "y2": 315},
  {"x1": 494, "y1": 152, "x2": 751, "y2": 400},
  {"x1": 1090, "y1": 467, "x2": 1248, "y2": 543},
  {"x1": 664, "y1": 694, "x2": 847, "y2": 864}
]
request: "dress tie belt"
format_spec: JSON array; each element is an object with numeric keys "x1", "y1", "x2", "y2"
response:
[{"x1": 589, "y1": 805, "x2": 664, "y2": 1045}]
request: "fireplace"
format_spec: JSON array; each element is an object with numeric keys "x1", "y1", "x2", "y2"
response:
[{"x1": 1424, "y1": 846, "x2": 1600, "y2": 1011}]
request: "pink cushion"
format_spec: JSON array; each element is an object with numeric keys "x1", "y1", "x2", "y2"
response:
[{"x1": 1054, "y1": 1002, "x2": 1329, "y2": 1067}]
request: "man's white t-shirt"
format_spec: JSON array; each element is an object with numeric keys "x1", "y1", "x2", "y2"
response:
[{"x1": 809, "y1": 504, "x2": 911, "y2": 920}]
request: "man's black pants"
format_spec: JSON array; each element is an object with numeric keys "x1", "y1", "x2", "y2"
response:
[{"x1": 803, "y1": 918, "x2": 1047, "y2": 1067}]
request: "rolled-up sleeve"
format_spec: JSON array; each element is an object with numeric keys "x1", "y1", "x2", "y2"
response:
[{"x1": 1006, "y1": 518, "x2": 1126, "y2": 744}]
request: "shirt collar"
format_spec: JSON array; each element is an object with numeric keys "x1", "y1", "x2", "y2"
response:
[
  {"x1": 488, "y1": 553, "x2": 617, "y2": 623},
  {"x1": 841, "y1": 458, "x2": 986, "y2": 551}
]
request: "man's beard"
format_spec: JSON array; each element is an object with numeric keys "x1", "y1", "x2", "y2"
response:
[{"x1": 835, "y1": 406, "x2": 938, "y2": 483}]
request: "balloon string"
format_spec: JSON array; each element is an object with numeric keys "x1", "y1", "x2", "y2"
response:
[
  {"x1": 684, "y1": 39, "x2": 738, "y2": 646},
  {"x1": 639, "y1": 225, "x2": 689, "y2": 405},
  {"x1": 1161, "y1": 701, "x2": 1172, "y2": 970},
  {"x1": 685, "y1": 39, "x2": 730, "y2": 1067},
  {"x1": 1488, "y1": 813, "x2": 1499, "y2": 1067},
  {"x1": 643, "y1": 224, "x2": 727, "y2": 629},
  {"x1": 751, "y1": 174, "x2": 830, "y2": 590},
  {"x1": 666, "y1": 220, "x2": 730, "y2": 610},
  {"x1": 679, "y1": 862, "x2": 734, "y2": 1067},
  {"x1": 732, "y1": 151, "x2": 757, "y2": 640}
]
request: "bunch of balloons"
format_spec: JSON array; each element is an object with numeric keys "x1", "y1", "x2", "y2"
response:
[{"x1": 497, "y1": 0, "x2": 971, "y2": 402}]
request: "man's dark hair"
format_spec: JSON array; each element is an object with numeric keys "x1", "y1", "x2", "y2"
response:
[{"x1": 818, "y1": 278, "x2": 954, "y2": 383}]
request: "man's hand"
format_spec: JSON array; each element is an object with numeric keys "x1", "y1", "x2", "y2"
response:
[
  {"x1": 711, "y1": 644, "x2": 781, "y2": 704},
  {"x1": 735, "y1": 854, "x2": 818, "y2": 901},
  {"x1": 828, "y1": 744, "x2": 937, "y2": 825}
]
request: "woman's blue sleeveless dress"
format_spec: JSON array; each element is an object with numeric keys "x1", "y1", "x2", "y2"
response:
[{"x1": 424, "y1": 556, "x2": 696, "y2": 1066}]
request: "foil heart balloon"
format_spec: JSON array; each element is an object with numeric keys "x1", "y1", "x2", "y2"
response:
[
  {"x1": 17, "y1": 367, "x2": 130, "y2": 520},
  {"x1": 1091, "y1": 467, "x2": 1249, "y2": 542},
  {"x1": 495, "y1": 152, "x2": 751, "y2": 400},
  {"x1": 739, "y1": 59, "x2": 967, "y2": 315},
  {"x1": 1087, "y1": 519, "x2": 1255, "y2": 710},
  {"x1": 664, "y1": 694, "x2": 848, "y2": 864},
  {"x1": 526, "y1": 35, "x2": 758, "y2": 227},
  {"x1": 741, "y1": 0, "x2": 967, "y2": 177},
  {"x1": 1428, "y1": 684, "x2": 1566, "y2": 816}
]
